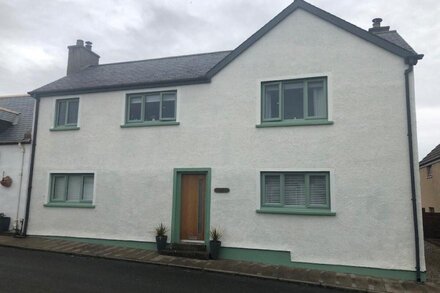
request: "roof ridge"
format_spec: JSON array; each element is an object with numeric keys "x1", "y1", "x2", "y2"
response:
[
  {"x1": 94, "y1": 50, "x2": 232, "y2": 68},
  {"x1": 0, "y1": 94, "x2": 30, "y2": 99},
  {"x1": 0, "y1": 106, "x2": 20, "y2": 115}
]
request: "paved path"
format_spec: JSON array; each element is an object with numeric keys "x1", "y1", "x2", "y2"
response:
[
  {"x1": 0, "y1": 246, "x2": 345, "y2": 293},
  {"x1": 0, "y1": 235, "x2": 437, "y2": 292}
]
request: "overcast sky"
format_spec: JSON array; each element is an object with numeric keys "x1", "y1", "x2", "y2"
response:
[{"x1": 0, "y1": 0, "x2": 438, "y2": 159}]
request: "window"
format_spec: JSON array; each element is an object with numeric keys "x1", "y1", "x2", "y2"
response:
[
  {"x1": 49, "y1": 174, "x2": 94, "y2": 205},
  {"x1": 427, "y1": 165, "x2": 432, "y2": 179},
  {"x1": 261, "y1": 77, "x2": 328, "y2": 125},
  {"x1": 429, "y1": 207, "x2": 435, "y2": 213},
  {"x1": 126, "y1": 91, "x2": 176, "y2": 124},
  {"x1": 261, "y1": 172, "x2": 330, "y2": 210},
  {"x1": 55, "y1": 98, "x2": 79, "y2": 128}
]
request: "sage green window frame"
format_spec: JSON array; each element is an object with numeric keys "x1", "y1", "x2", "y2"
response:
[
  {"x1": 125, "y1": 91, "x2": 177, "y2": 124},
  {"x1": 49, "y1": 173, "x2": 94, "y2": 204},
  {"x1": 260, "y1": 172, "x2": 330, "y2": 210},
  {"x1": 261, "y1": 77, "x2": 328, "y2": 123},
  {"x1": 54, "y1": 98, "x2": 79, "y2": 129}
]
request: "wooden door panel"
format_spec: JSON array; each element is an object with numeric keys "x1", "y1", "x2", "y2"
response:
[{"x1": 180, "y1": 174, "x2": 205, "y2": 241}]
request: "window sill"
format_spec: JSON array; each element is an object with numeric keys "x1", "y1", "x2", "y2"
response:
[
  {"x1": 256, "y1": 207, "x2": 335, "y2": 216},
  {"x1": 121, "y1": 121, "x2": 180, "y2": 128},
  {"x1": 44, "y1": 202, "x2": 95, "y2": 208},
  {"x1": 256, "y1": 120, "x2": 333, "y2": 128},
  {"x1": 50, "y1": 127, "x2": 80, "y2": 131}
]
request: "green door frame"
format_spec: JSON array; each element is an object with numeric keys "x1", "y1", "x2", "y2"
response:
[{"x1": 171, "y1": 168, "x2": 212, "y2": 245}]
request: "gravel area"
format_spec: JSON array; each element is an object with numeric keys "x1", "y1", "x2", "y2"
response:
[{"x1": 425, "y1": 240, "x2": 440, "y2": 284}]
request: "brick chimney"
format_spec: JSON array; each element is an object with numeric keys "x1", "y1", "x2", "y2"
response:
[
  {"x1": 368, "y1": 18, "x2": 390, "y2": 33},
  {"x1": 66, "y1": 39, "x2": 100, "y2": 75}
]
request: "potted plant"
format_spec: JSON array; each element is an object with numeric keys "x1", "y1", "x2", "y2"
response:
[
  {"x1": 154, "y1": 223, "x2": 168, "y2": 252},
  {"x1": 209, "y1": 227, "x2": 223, "y2": 260}
]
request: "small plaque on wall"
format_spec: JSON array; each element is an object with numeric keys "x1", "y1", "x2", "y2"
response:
[{"x1": 214, "y1": 188, "x2": 230, "y2": 193}]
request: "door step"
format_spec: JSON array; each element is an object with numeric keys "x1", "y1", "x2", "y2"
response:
[{"x1": 160, "y1": 243, "x2": 209, "y2": 260}]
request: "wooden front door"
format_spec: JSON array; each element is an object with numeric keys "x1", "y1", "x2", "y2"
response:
[{"x1": 180, "y1": 174, "x2": 206, "y2": 241}]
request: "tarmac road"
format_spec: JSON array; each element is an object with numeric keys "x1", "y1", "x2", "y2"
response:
[{"x1": 0, "y1": 246, "x2": 347, "y2": 293}]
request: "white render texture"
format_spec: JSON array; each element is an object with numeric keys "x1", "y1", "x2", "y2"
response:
[
  {"x1": 28, "y1": 9, "x2": 424, "y2": 271},
  {"x1": 0, "y1": 143, "x2": 32, "y2": 229}
]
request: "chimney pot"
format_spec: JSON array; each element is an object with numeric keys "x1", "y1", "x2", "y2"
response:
[
  {"x1": 372, "y1": 18, "x2": 382, "y2": 28},
  {"x1": 85, "y1": 41, "x2": 92, "y2": 50},
  {"x1": 76, "y1": 39, "x2": 84, "y2": 46}
]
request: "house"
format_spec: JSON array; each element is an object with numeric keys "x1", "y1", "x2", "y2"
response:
[
  {"x1": 420, "y1": 144, "x2": 440, "y2": 213},
  {"x1": 26, "y1": 0, "x2": 425, "y2": 281},
  {"x1": 0, "y1": 95, "x2": 35, "y2": 232}
]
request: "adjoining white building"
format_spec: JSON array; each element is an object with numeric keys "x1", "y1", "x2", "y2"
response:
[
  {"x1": 0, "y1": 95, "x2": 35, "y2": 232},
  {"x1": 26, "y1": 0, "x2": 425, "y2": 281}
]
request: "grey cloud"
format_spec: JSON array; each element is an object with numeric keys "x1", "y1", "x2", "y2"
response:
[{"x1": 0, "y1": 0, "x2": 438, "y2": 157}]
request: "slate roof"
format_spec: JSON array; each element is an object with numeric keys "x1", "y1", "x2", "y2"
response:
[
  {"x1": 372, "y1": 30, "x2": 417, "y2": 54},
  {"x1": 30, "y1": 51, "x2": 231, "y2": 96},
  {"x1": 420, "y1": 144, "x2": 440, "y2": 167},
  {"x1": 30, "y1": 0, "x2": 421, "y2": 97},
  {"x1": 0, "y1": 95, "x2": 35, "y2": 144}
]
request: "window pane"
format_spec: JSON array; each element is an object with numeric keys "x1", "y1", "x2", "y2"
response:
[
  {"x1": 264, "y1": 175, "x2": 281, "y2": 204},
  {"x1": 57, "y1": 101, "x2": 67, "y2": 126},
  {"x1": 145, "y1": 94, "x2": 160, "y2": 121},
  {"x1": 309, "y1": 175, "x2": 328, "y2": 206},
  {"x1": 161, "y1": 93, "x2": 176, "y2": 119},
  {"x1": 67, "y1": 100, "x2": 79, "y2": 124},
  {"x1": 53, "y1": 176, "x2": 66, "y2": 200},
  {"x1": 67, "y1": 175, "x2": 82, "y2": 201},
  {"x1": 83, "y1": 176, "x2": 94, "y2": 201},
  {"x1": 308, "y1": 81, "x2": 326, "y2": 118},
  {"x1": 284, "y1": 174, "x2": 306, "y2": 206},
  {"x1": 129, "y1": 96, "x2": 142, "y2": 121},
  {"x1": 263, "y1": 84, "x2": 279, "y2": 120},
  {"x1": 284, "y1": 82, "x2": 304, "y2": 119}
]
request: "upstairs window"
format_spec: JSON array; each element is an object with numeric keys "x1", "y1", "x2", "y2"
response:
[
  {"x1": 262, "y1": 77, "x2": 327, "y2": 124},
  {"x1": 55, "y1": 98, "x2": 79, "y2": 128},
  {"x1": 126, "y1": 91, "x2": 176, "y2": 124}
]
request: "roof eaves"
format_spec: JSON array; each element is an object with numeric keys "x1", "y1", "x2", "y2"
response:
[
  {"x1": 207, "y1": 0, "x2": 422, "y2": 79},
  {"x1": 0, "y1": 139, "x2": 31, "y2": 145},
  {"x1": 420, "y1": 157, "x2": 440, "y2": 168},
  {"x1": 29, "y1": 77, "x2": 211, "y2": 98}
]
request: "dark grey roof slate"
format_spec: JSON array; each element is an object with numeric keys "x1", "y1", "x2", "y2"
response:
[
  {"x1": 30, "y1": 0, "x2": 421, "y2": 97},
  {"x1": 373, "y1": 30, "x2": 417, "y2": 54},
  {"x1": 0, "y1": 107, "x2": 19, "y2": 124},
  {"x1": 420, "y1": 144, "x2": 440, "y2": 167},
  {"x1": 0, "y1": 95, "x2": 35, "y2": 144},
  {"x1": 30, "y1": 51, "x2": 231, "y2": 96}
]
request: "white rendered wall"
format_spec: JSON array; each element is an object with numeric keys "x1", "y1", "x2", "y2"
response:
[
  {"x1": 0, "y1": 143, "x2": 32, "y2": 229},
  {"x1": 28, "y1": 9, "x2": 424, "y2": 271}
]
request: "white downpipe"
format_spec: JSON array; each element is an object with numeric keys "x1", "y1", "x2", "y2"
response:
[{"x1": 14, "y1": 143, "x2": 25, "y2": 230}]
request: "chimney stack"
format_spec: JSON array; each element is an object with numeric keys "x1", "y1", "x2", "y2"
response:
[
  {"x1": 66, "y1": 39, "x2": 100, "y2": 75},
  {"x1": 368, "y1": 18, "x2": 390, "y2": 33}
]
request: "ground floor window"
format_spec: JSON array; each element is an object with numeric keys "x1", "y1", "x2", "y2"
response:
[
  {"x1": 261, "y1": 172, "x2": 330, "y2": 209},
  {"x1": 50, "y1": 173, "x2": 94, "y2": 204}
]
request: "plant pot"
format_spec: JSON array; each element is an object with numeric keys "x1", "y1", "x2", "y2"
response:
[
  {"x1": 156, "y1": 235, "x2": 167, "y2": 251},
  {"x1": 209, "y1": 240, "x2": 221, "y2": 260},
  {"x1": 0, "y1": 217, "x2": 11, "y2": 232}
]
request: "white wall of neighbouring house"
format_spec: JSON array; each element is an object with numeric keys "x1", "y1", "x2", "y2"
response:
[
  {"x1": 27, "y1": 8, "x2": 424, "y2": 272},
  {"x1": 0, "y1": 143, "x2": 32, "y2": 230}
]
